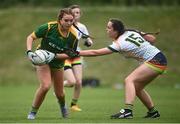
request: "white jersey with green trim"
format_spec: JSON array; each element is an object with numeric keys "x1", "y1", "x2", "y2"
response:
[
  {"x1": 75, "y1": 22, "x2": 89, "y2": 51},
  {"x1": 108, "y1": 31, "x2": 160, "y2": 62},
  {"x1": 76, "y1": 22, "x2": 89, "y2": 39}
]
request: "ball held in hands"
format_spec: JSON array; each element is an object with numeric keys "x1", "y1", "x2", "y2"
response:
[
  {"x1": 26, "y1": 50, "x2": 38, "y2": 65},
  {"x1": 26, "y1": 49, "x2": 55, "y2": 65}
]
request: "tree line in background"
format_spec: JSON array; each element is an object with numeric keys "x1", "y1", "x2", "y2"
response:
[{"x1": 0, "y1": 0, "x2": 180, "y2": 8}]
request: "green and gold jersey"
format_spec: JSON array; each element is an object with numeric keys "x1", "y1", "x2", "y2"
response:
[
  {"x1": 32, "y1": 21, "x2": 78, "y2": 54},
  {"x1": 31, "y1": 21, "x2": 79, "y2": 69}
]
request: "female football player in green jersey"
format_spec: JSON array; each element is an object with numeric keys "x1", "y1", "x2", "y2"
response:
[{"x1": 26, "y1": 8, "x2": 79, "y2": 120}]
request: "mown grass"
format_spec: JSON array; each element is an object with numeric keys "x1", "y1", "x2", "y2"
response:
[{"x1": 0, "y1": 84, "x2": 180, "y2": 123}]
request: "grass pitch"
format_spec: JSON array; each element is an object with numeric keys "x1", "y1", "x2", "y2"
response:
[{"x1": 0, "y1": 84, "x2": 180, "y2": 123}]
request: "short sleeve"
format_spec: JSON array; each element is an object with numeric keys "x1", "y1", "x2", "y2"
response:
[
  {"x1": 34, "y1": 23, "x2": 48, "y2": 38},
  {"x1": 107, "y1": 42, "x2": 120, "y2": 52}
]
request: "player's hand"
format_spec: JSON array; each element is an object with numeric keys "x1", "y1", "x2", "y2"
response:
[
  {"x1": 64, "y1": 49, "x2": 80, "y2": 58},
  {"x1": 84, "y1": 39, "x2": 93, "y2": 47},
  {"x1": 44, "y1": 50, "x2": 56, "y2": 63},
  {"x1": 26, "y1": 50, "x2": 37, "y2": 64},
  {"x1": 26, "y1": 50, "x2": 42, "y2": 65}
]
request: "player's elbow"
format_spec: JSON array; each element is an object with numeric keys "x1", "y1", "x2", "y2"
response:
[
  {"x1": 144, "y1": 34, "x2": 156, "y2": 43},
  {"x1": 27, "y1": 34, "x2": 36, "y2": 41}
]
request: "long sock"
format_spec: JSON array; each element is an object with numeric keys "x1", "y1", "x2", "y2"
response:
[
  {"x1": 58, "y1": 96, "x2": 65, "y2": 107},
  {"x1": 71, "y1": 99, "x2": 78, "y2": 106},
  {"x1": 148, "y1": 106, "x2": 157, "y2": 113},
  {"x1": 30, "y1": 106, "x2": 38, "y2": 114},
  {"x1": 125, "y1": 104, "x2": 133, "y2": 111}
]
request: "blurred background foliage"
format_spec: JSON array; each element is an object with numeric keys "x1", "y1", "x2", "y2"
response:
[
  {"x1": 0, "y1": 0, "x2": 180, "y2": 87},
  {"x1": 0, "y1": 0, "x2": 180, "y2": 8},
  {"x1": 0, "y1": 6, "x2": 179, "y2": 87}
]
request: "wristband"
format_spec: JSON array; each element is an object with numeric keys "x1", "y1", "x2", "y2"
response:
[{"x1": 26, "y1": 50, "x2": 32, "y2": 55}]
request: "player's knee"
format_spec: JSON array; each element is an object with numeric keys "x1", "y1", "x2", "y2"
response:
[
  {"x1": 39, "y1": 84, "x2": 51, "y2": 92},
  {"x1": 125, "y1": 76, "x2": 136, "y2": 84},
  {"x1": 135, "y1": 83, "x2": 144, "y2": 91},
  {"x1": 67, "y1": 79, "x2": 76, "y2": 86},
  {"x1": 125, "y1": 77, "x2": 132, "y2": 84},
  {"x1": 76, "y1": 79, "x2": 82, "y2": 86}
]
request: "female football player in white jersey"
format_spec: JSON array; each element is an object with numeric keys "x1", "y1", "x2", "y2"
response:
[
  {"x1": 63, "y1": 5, "x2": 93, "y2": 112},
  {"x1": 50, "y1": 18, "x2": 166, "y2": 119},
  {"x1": 77, "y1": 19, "x2": 167, "y2": 119}
]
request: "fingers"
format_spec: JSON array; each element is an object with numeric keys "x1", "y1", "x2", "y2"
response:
[
  {"x1": 44, "y1": 50, "x2": 55, "y2": 63},
  {"x1": 84, "y1": 40, "x2": 92, "y2": 47}
]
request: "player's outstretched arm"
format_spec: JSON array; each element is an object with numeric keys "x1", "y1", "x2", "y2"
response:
[
  {"x1": 79, "y1": 47, "x2": 113, "y2": 57},
  {"x1": 55, "y1": 53, "x2": 70, "y2": 60},
  {"x1": 55, "y1": 47, "x2": 113, "y2": 60}
]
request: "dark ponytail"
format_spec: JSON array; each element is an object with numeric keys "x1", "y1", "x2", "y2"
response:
[{"x1": 125, "y1": 29, "x2": 160, "y2": 37}]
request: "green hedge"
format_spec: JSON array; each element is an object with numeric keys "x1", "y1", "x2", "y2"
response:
[{"x1": 0, "y1": 0, "x2": 180, "y2": 8}]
